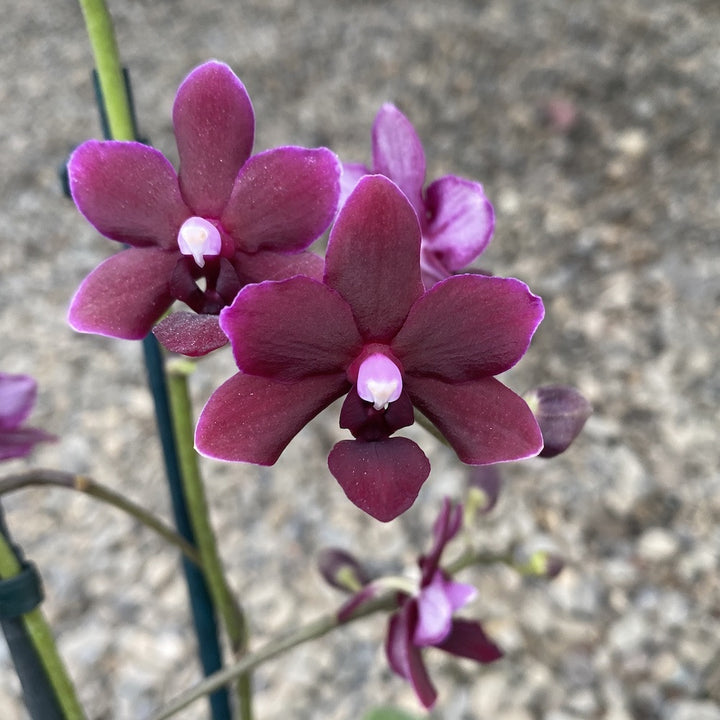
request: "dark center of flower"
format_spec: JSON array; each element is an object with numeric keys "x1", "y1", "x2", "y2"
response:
[
  {"x1": 341, "y1": 347, "x2": 414, "y2": 442},
  {"x1": 170, "y1": 255, "x2": 241, "y2": 316}
]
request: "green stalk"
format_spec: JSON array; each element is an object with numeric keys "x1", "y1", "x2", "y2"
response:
[
  {"x1": 75, "y1": 2, "x2": 240, "y2": 717},
  {"x1": 77, "y1": 0, "x2": 134, "y2": 140},
  {"x1": 166, "y1": 362, "x2": 252, "y2": 718},
  {"x1": 148, "y1": 593, "x2": 397, "y2": 720},
  {"x1": 0, "y1": 471, "x2": 200, "y2": 566},
  {"x1": 0, "y1": 534, "x2": 86, "y2": 720}
]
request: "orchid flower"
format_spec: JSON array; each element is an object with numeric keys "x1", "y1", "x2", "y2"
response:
[
  {"x1": 341, "y1": 104, "x2": 495, "y2": 288},
  {"x1": 196, "y1": 175, "x2": 543, "y2": 521},
  {"x1": 68, "y1": 61, "x2": 340, "y2": 356}
]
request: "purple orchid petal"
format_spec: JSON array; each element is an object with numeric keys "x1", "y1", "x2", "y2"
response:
[
  {"x1": 195, "y1": 371, "x2": 348, "y2": 464},
  {"x1": 442, "y1": 576, "x2": 477, "y2": 613},
  {"x1": 435, "y1": 618, "x2": 503, "y2": 664},
  {"x1": 413, "y1": 577, "x2": 454, "y2": 646},
  {"x1": 339, "y1": 162, "x2": 370, "y2": 208},
  {"x1": 424, "y1": 175, "x2": 495, "y2": 271},
  {"x1": 328, "y1": 437, "x2": 430, "y2": 522},
  {"x1": 68, "y1": 248, "x2": 177, "y2": 339},
  {"x1": 406, "y1": 376, "x2": 544, "y2": 465},
  {"x1": 68, "y1": 141, "x2": 189, "y2": 249},
  {"x1": 0, "y1": 428, "x2": 57, "y2": 461},
  {"x1": 324, "y1": 175, "x2": 424, "y2": 341},
  {"x1": 222, "y1": 146, "x2": 340, "y2": 254},
  {"x1": 0, "y1": 374, "x2": 37, "y2": 430},
  {"x1": 386, "y1": 602, "x2": 438, "y2": 709},
  {"x1": 220, "y1": 276, "x2": 362, "y2": 380},
  {"x1": 392, "y1": 275, "x2": 544, "y2": 381},
  {"x1": 372, "y1": 104, "x2": 426, "y2": 216},
  {"x1": 153, "y1": 312, "x2": 229, "y2": 356},
  {"x1": 232, "y1": 248, "x2": 324, "y2": 285},
  {"x1": 173, "y1": 61, "x2": 255, "y2": 216},
  {"x1": 420, "y1": 499, "x2": 463, "y2": 584}
]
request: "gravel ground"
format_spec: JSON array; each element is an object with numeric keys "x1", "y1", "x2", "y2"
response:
[{"x1": 1, "y1": 1, "x2": 719, "y2": 719}]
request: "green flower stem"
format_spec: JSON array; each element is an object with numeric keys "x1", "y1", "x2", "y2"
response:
[
  {"x1": 148, "y1": 592, "x2": 398, "y2": 720},
  {"x1": 0, "y1": 533, "x2": 86, "y2": 720},
  {"x1": 166, "y1": 362, "x2": 252, "y2": 717},
  {"x1": 77, "y1": 0, "x2": 134, "y2": 140},
  {"x1": 0, "y1": 470, "x2": 201, "y2": 566},
  {"x1": 445, "y1": 548, "x2": 515, "y2": 575}
]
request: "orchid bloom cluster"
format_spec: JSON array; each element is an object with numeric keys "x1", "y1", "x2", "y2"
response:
[
  {"x1": 68, "y1": 59, "x2": 547, "y2": 523},
  {"x1": 60, "y1": 60, "x2": 593, "y2": 710}
]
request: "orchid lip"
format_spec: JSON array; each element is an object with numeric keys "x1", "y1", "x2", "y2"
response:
[
  {"x1": 356, "y1": 353, "x2": 403, "y2": 411},
  {"x1": 177, "y1": 216, "x2": 222, "y2": 268}
]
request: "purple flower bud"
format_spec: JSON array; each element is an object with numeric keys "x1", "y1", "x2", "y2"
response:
[
  {"x1": 317, "y1": 548, "x2": 370, "y2": 593},
  {"x1": 465, "y1": 464, "x2": 502, "y2": 515},
  {"x1": 525, "y1": 384, "x2": 592, "y2": 458}
]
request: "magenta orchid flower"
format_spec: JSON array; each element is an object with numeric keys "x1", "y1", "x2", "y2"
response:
[
  {"x1": 195, "y1": 175, "x2": 543, "y2": 521},
  {"x1": 341, "y1": 103, "x2": 495, "y2": 288},
  {"x1": 386, "y1": 499, "x2": 502, "y2": 708},
  {"x1": 67, "y1": 61, "x2": 340, "y2": 356},
  {"x1": 0, "y1": 374, "x2": 56, "y2": 461}
]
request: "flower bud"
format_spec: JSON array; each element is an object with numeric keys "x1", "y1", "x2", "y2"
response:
[
  {"x1": 525, "y1": 384, "x2": 592, "y2": 458},
  {"x1": 464, "y1": 464, "x2": 502, "y2": 525},
  {"x1": 317, "y1": 548, "x2": 370, "y2": 593},
  {"x1": 514, "y1": 537, "x2": 564, "y2": 579}
]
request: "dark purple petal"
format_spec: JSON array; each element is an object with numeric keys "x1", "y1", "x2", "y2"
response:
[
  {"x1": 392, "y1": 275, "x2": 544, "y2": 381},
  {"x1": 406, "y1": 376, "x2": 544, "y2": 465},
  {"x1": 173, "y1": 61, "x2": 255, "y2": 216},
  {"x1": 0, "y1": 427, "x2": 57, "y2": 461},
  {"x1": 0, "y1": 374, "x2": 37, "y2": 430},
  {"x1": 328, "y1": 437, "x2": 430, "y2": 522},
  {"x1": 68, "y1": 141, "x2": 189, "y2": 249},
  {"x1": 372, "y1": 104, "x2": 426, "y2": 216},
  {"x1": 68, "y1": 248, "x2": 177, "y2": 339},
  {"x1": 222, "y1": 147, "x2": 340, "y2": 253},
  {"x1": 324, "y1": 175, "x2": 424, "y2": 341},
  {"x1": 420, "y1": 499, "x2": 463, "y2": 584},
  {"x1": 233, "y1": 248, "x2": 324, "y2": 285},
  {"x1": 339, "y1": 162, "x2": 370, "y2": 208},
  {"x1": 435, "y1": 619, "x2": 503, "y2": 664},
  {"x1": 424, "y1": 175, "x2": 495, "y2": 271},
  {"x1": 195, "y1": 372, "x2": 348, "y2": 464},
  {"x1": 153, "y1": 313, "x2": 228, "y2": 356},
  {"x1": 386, "y1": 602, "x2": 438, "y2": 709},
  {"x1": 220, "y1": 277, "x2": 362, "y2": 380}
]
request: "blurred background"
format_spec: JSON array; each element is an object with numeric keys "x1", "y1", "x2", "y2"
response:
[{"x1": 0, "y1": 1, "x2": 718, "y2": 718}]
